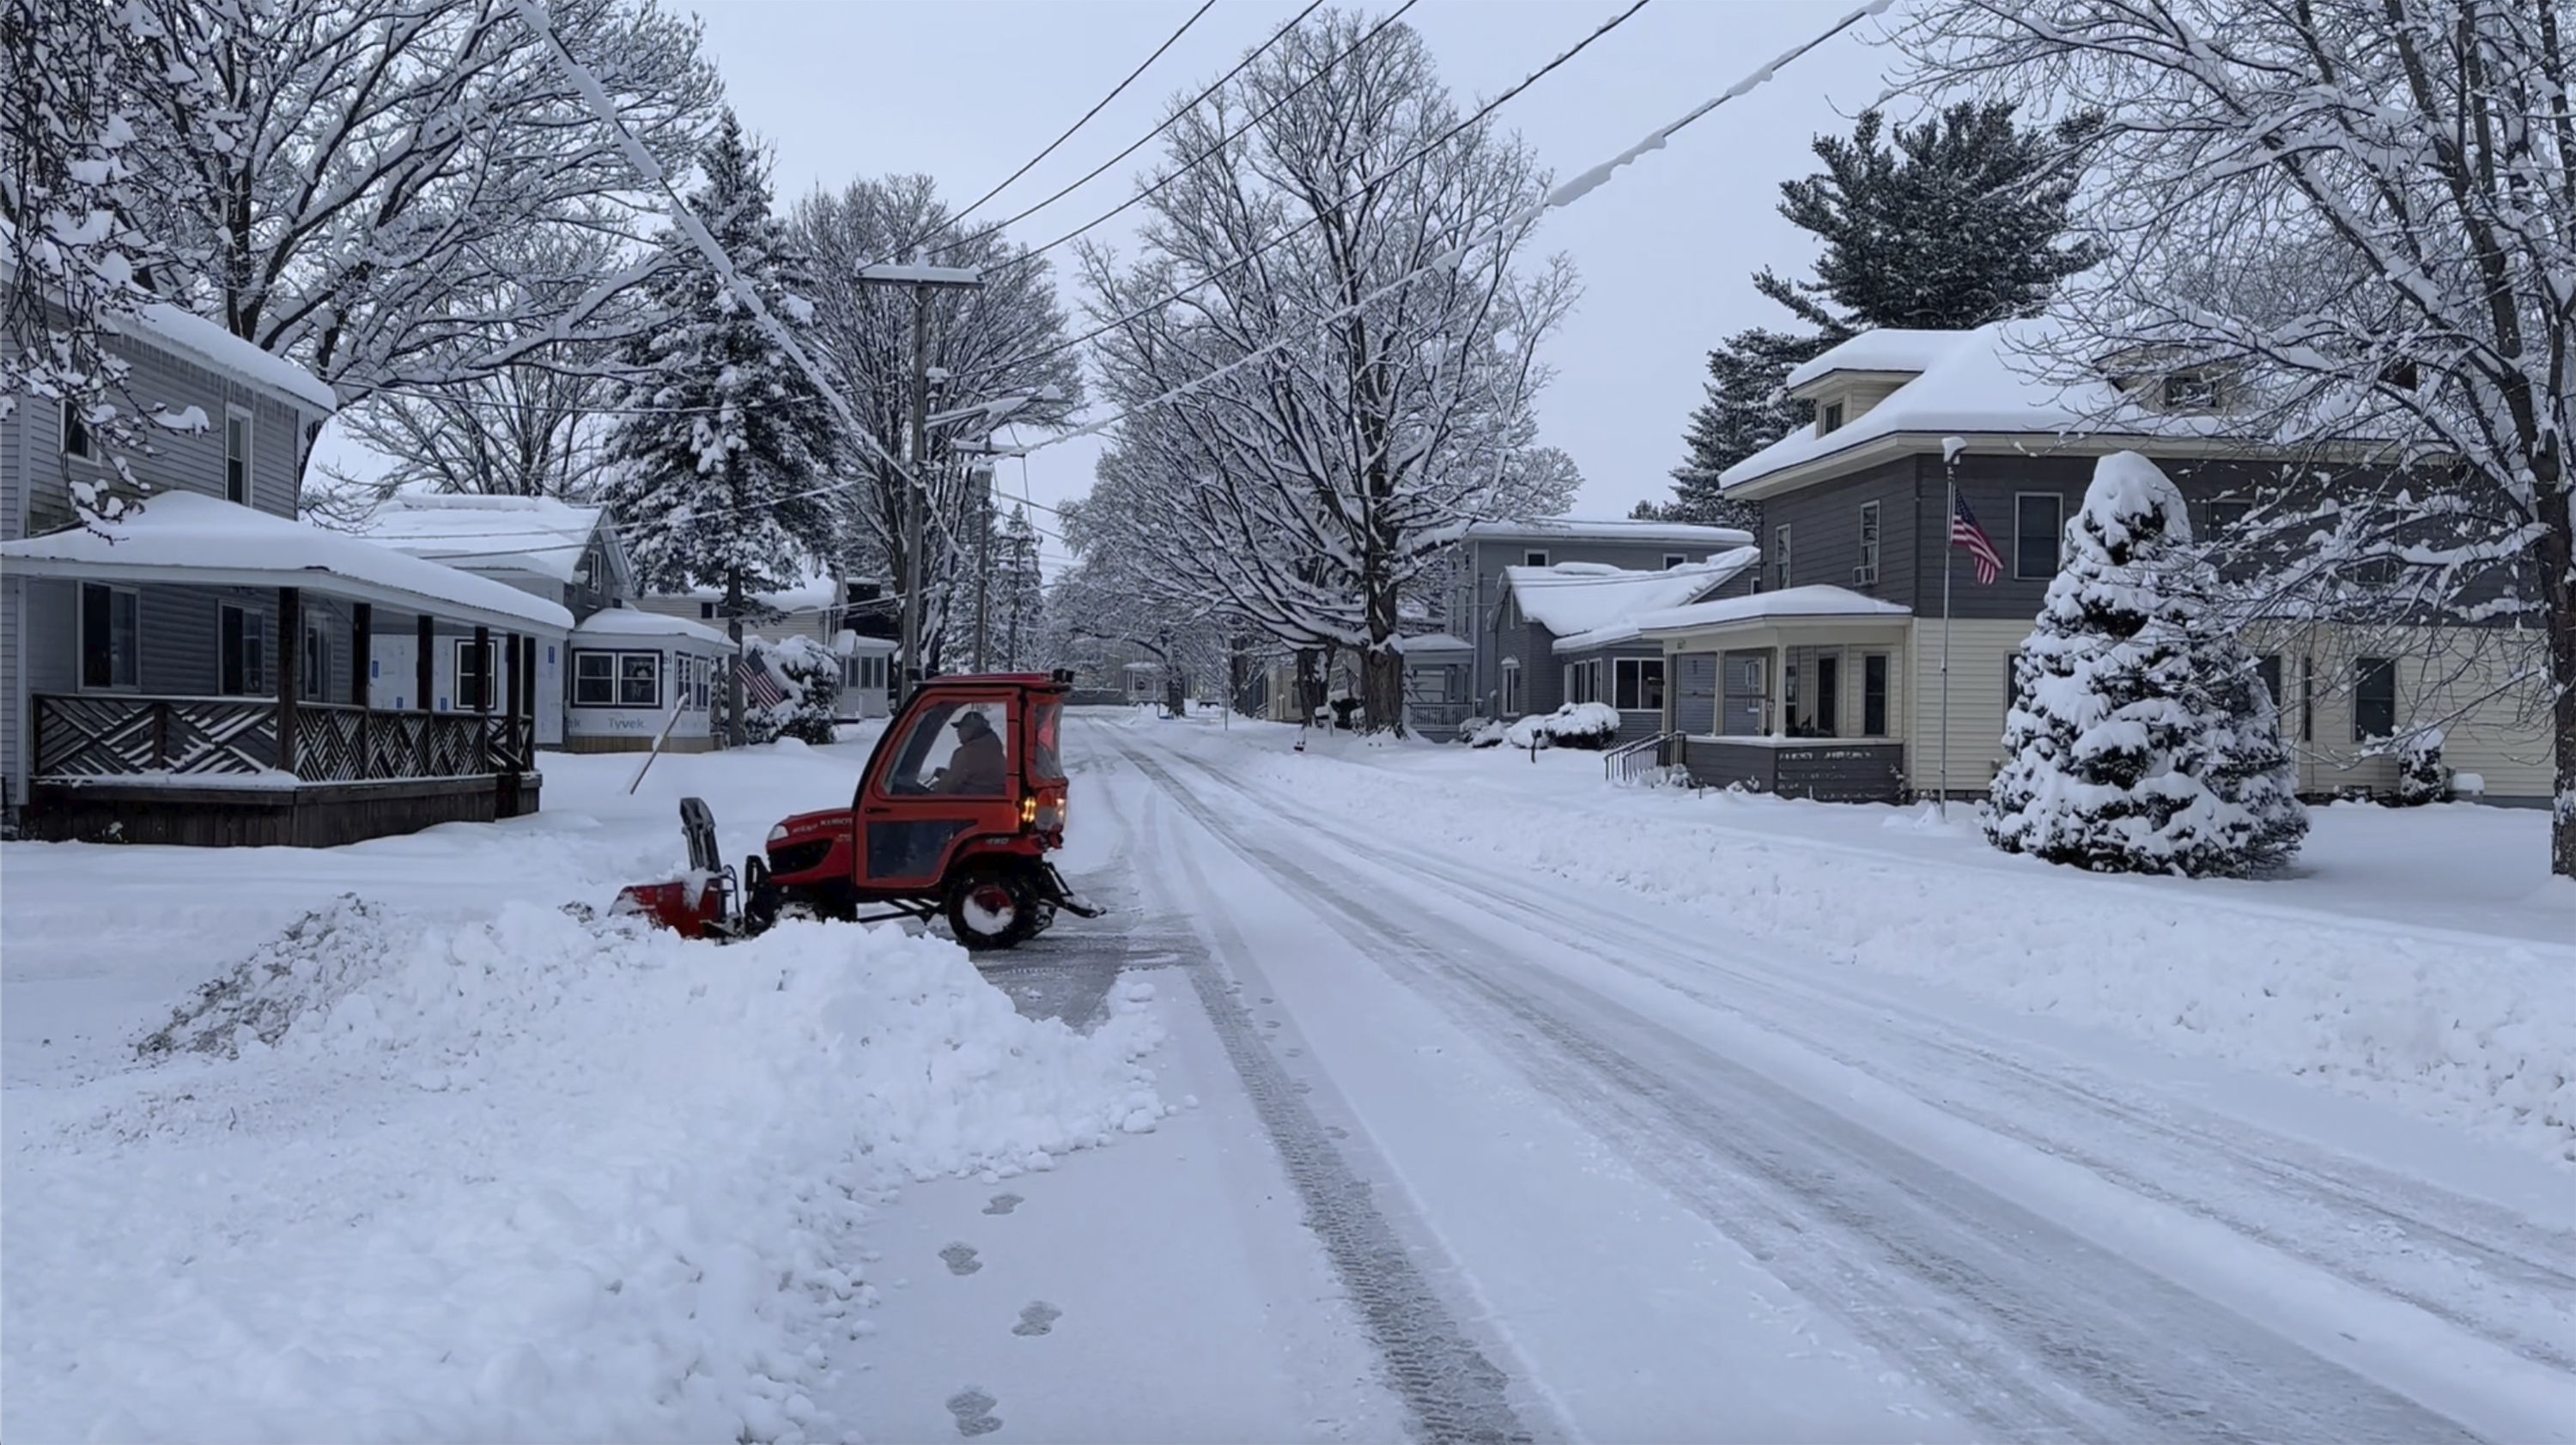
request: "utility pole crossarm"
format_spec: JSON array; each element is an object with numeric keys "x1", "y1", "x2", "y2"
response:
[{"x1": 855, "y1": 263, "x2": 987, "y2": 288}]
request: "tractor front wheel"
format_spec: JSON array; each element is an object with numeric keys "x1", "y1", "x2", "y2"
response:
[{"x1": 945, "y1": 865, "x2": 1041, "y2": 951}]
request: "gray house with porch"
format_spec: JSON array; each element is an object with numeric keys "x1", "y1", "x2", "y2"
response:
[
  {"x1": 3, "y1": 304, "x2": 569, "y2": 844},
  {"x1": 1490, "y1": 550, "x2": 1759, "y2": 744}
]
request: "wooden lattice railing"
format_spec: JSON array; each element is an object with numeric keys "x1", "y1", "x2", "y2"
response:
[{"x1": 36, "y1": 696, "x2": 530, "y2": 783}]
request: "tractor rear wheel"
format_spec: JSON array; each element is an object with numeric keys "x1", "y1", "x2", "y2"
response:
[{"x1": 945, "y1": 864, "x2": 1041, "y2": 951}]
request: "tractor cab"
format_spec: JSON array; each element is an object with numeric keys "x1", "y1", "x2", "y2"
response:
[{"x1": 616, "y1": 671, "x2": 1097, "y2": 950}]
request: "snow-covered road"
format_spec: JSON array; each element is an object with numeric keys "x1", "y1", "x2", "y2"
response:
[{"x1": 1078, "y1": 715, "x2": 2576, "y2": 1443}]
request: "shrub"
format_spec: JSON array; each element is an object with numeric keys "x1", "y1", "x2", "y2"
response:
[{"x1": 2395, "y1": 728, "x2": 2451, "y2": 806}]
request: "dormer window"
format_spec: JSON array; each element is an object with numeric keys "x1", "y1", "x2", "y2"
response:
[
  {"x1": 2161, "y1": 371, "x2": 2221, "y2": 410},
  {"x1": 1820, "y1": 401, "x2": 1845, "y2": 434},
  {"x1": 1524, "y1": 549, "x2": 1548, "y2": 568}
]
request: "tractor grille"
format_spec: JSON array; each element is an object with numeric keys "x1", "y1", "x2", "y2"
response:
[{"x1": 767, "y1": 839, "x2": 834, "y2": 877}]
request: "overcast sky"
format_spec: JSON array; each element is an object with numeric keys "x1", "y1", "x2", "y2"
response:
[{"x1": 324, "y1": 1, "x2": 1900, "y2": 568}]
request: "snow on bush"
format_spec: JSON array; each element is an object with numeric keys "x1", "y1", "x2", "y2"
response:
[
  {"x1": 9, "y1": 899, "x2": 1167, "y2": 1443},
  {"x1": 1456, "y1": 716, "x2": 1510, "y2": 748},
  {"x1": 2396, "y1": 727, "x2": 2453, "y2": 806},
  {"x1": 744, "y1": 634, "x2": 841, "y2": 746},
  {"x1": 1500, "y1": 701, "x2": 1623, "y2": 752},
  {"x1": 1986, "y1": 452, "x2": 2306, "y2": 877}
]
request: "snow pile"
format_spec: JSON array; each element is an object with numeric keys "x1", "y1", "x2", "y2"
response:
[
  {"x1": 6, "y1": 902, "x2": 1167, "y2": 1443},
  {"x1": 1502, "y1": 701, "x2": 1623, "y2": 750}
]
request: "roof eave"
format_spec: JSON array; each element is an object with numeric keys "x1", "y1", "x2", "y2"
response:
[
  {"x1": 0, "y1": 555, "x2": 569, "y2": 634},
  {"x1": 1720, "y1": 428, "x2": 2302, "y2": 501}
]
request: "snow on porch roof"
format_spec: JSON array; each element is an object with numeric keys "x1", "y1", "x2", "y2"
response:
[
  {"x1": 1394, "y1": 631, "x2": 1472, "y2": 655},
  {"x1": 1464, "y1": 516, "x2": 1753, "y2": 548},
  {"x1": 352, "y1": 491, "x2": 607, "y2": 583},
  {"x1": 1630, "y1": 585, "x2": 1912, "y2": 637},
  {"x1": 0, "y1": 490, "x2": 571, "y2": 634},
  {"x1": 1504, "y1": 547, "x2": 1760, "y2": 648},
  {"x1": 574, "y1": 605, "x2": 731, "y2": 650}
]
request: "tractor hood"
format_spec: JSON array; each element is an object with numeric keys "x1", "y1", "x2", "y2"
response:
[{"x1": 767, "y1": 808, "x2": 850, "y2": 846}]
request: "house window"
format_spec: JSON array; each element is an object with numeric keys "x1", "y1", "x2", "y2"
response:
[
  {"x1": 2299, "y1": 654, "x2": 2314, "y2": 742},
  {"x1": 619, "y1": 652, "x2": 660, "y2": 708},
  {"x1": 1862, "y1": 653, "x2": 1889, "y2": 736},
  {"x1": 219, "y1": 604, "x2": 265, "y2": 695},
  {"x1": 2162, "y1": 371, "x2": 2221, "y2": 410},
  {"x1": 224, "y1": 410, "x2": 252, "y2": 505},
  {"x1": 301, "y1": 622, "x2": 330, "y2": 701},
  {"x1": 1820, "y1": 400, "x2": 1845, "y2": 433},
  {"x1": 1613, "y1": 658, "x2": 1663, "y2": 712},
  {"x1": 1773, "y1": 525, "x2": 1791, "y2": 592},
  {"x1": 2254, "y1": 654, "x2": 2283, "y2": 714},
  {"x1": 60, "y1": 399, "x2": 94, "y2": 459},
  {"x1": 2354, "y1": 657, "x2": 2397, "y2": 741},
  {"x1": 1857, "y1": 501, "x2": 1880, "y2": 583},
  {"x1": 573, "y1": 651, "x2": 618, "y2": 706},
  {"x1": 2207, "y1": 500, "x2": 2252, "y2": 536},
  {"x1": 694, "y1": 655, "x2": 713, "y2": 709},
  {"x1": 699, "y1": 600, "x2": 718, "y2": 620},
  {"x1": 1663, "y1": 553, "x2": 1687, "y2": 570},
  {"x1": 81, "y1": 583, "x2": 139, "y2": 690},
  {"x1": 2014, "y1": 494, "x2": 2063, "y2": 579},
  {"x1": 455, "y1": 636, "x2": 495, "y2": 711},
  {"x1": 2005, "y1": 651, "x2": 2026, "y2": 713},
  {"x1": 1524, "y1": 549, "x2": 1549, "y2": 568}
]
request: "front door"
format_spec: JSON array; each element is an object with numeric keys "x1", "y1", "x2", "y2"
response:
[{"x1": 856, "y1": 694, "x2": 1016, "y2": 889}]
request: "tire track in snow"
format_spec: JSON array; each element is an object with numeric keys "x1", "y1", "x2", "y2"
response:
[
  {"x1": 1115, "y1": 736, "x2": 2499, "y2": 1443},
  {"x1": 1160, "y1": 743, "x2": 2576, "y2": 1372},
  {"x1": 1087, "y1": 731, "x2": 1537, "y2": 1445}
]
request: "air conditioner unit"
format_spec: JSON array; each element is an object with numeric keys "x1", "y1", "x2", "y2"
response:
[{"x1": 1852, "y1": 565, "x2": 1879, "y2": 586}]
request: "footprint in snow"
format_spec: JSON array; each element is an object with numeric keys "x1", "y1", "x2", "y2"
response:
[
  {"x1": 947, "y1": 1387, "x2": 1003, "y2": 1437},
  {"x1": 1013, "y1": 1301, "x2": 1062, "y2": 1337},
  {"x1": 982, "y1": 1193, "x2": 1024, "y2": 1216},
  {"x1": 940, "y1": 1242, "x2": 983, "y2": 1276}
]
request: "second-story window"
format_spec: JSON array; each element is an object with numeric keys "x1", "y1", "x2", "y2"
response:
[
  {"x1": 2014, "y1": 494, "x2": 2063, "y2": 580},
  {"x1": 1820, "y1": 400, "x2": 1845, "y2": 434},
  {"x1": 2206, "y1": 499, "x2": 2252, "y2": 536},
  {"x1": 1772, "y1": 525, "x2": 1791, "y2": 592},
  {"x1": 61, "y1": 399, "x2": 94, "y2": 459},
  {"x1": 1857, "y1": 501, "x2": 1880, "y2": 584},
  {"x1": 2162, "y1": 371, "x2": 2221, "y2": 410},
  {"x1": 225, "y1": 410, "x2": 252, "y2": 505},
  {"x1": 1663, "y1": 553, "x2": 1686, "y2": 570},
  {"x1": 1524, "y1": 549, "x2": 1549, "y2": 568}
]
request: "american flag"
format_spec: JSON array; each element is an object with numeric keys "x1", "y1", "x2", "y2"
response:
[
  {"x1": 737, "y1": 656, "x2": 788, "y2": 709},
  {"x1": 1950, "y1": 491, "x2": 2004, "y2": 586}
]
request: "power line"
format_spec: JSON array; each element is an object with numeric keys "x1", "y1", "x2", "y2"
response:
[
  {"x1": 1027, "y1": 0, "x2": 1891, "y2": 458},
  {"x1": 934, "y1": 0, "x2": 1218, "y2": 246},
  {"x1": 1000, "y1": 0, "x2": 1655, "y2": 378}
]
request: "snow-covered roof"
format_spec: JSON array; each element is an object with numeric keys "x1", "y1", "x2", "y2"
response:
[
  {"x1": 0, "y1": 491, "x2": 570, "y2": 633},
  {"x1": 656, "y1": 568, "x2": 840, "y2": 612},
  {"x1": 1394, "y1": 632, "x2": 1472, "y2": 655},
  {"x1": 1783, "y1": 328, "x2": 1961, "y2": 392},
  {"x1": 124, "y1": 305, "x2": 340, "y2": 414},
  {"x1": 351, "y1": 491, "x2": 609, "y2": 583},
  {"x1": 832, "y1": 628, "x2": 897, "y2": 655},
  {"x1": 574, "y1": 606, "x2": 731, "y2": 650},
  {"x1": 1631, "y1": 585, "x2": 1912, "y2": 637},
  {"x1": 1466, "y1": 517, "x2": 1754, "y2": 549},
  {"x1": 1721, "y1": 319, "x2": 2236, "y2": 493},
  {"x1": 1505, "y1": 547, "x2": 1761, "y2": 651}
]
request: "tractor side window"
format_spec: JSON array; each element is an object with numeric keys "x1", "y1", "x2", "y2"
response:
[
  {"x1": 1029, "y1": 699, "x2": 1065, "y2": 782},
  {"x1": 884, "y1": 701, "x2": 1012, "y2": 796}
]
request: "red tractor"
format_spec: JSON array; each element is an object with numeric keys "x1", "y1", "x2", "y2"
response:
[{"x1": 616, "y1": 672, "x2": 1099, "y2": 950}]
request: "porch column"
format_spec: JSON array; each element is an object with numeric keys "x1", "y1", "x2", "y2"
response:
[
  {"x1": 503, "y1": 630, "x2": 523, "y2": 770},
  {"x1": 416, "y1": 611, "x2": 435, "y2": 775},
  {"x1": 276, "y1": 586, "x2": 301, "y2": 777},
  {"x1": 472, "y1": 625, "x2": 491, "y2": 716},
  {"x1": 1770, "y1": 643, "x2": 1785, "y2": 736},
  {"x1": 521, "y1": 635, "x2": 538, "y2": 741},
  {"x1": 351, "y1": 603, "x2": 373, "y2": 780}
]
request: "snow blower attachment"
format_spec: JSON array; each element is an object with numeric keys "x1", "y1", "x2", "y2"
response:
[{"x1": 614, "y1": 673, "x2": 1101, "y2": 950}]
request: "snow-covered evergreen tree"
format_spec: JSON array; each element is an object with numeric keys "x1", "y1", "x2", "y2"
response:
[
  {"x1": 1662, "y1": 103, "x2": 2100, "y2": 512},
  {"x1": 601, "y1": 111, "x2": 839, "y2": 743},
  {"x1": 996, "y1": 505, "x2": 1045, "y2": 671},
  {"x1": 1986, "y1": 452, "x2": 2306, "y2": 877}
]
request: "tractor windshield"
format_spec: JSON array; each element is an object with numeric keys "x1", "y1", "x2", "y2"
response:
[
  {"x1": 1028, "y1": 698, "x2": 1065, "y2": 783},
  {"x1": 885, "y1": 699, "x2": 1012, "y2": 796}
]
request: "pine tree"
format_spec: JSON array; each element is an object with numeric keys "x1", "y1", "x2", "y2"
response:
[
  {"x1": 997, "y1": 505, "x2": 1046, "y2": 670},
  {"x1": 1665, "y1": 103, "x2": 2102, "y2": 508},
  {"x1": 601, "y1": 111, "x2": 840, "y2": 743},
  {"x1": 1986, "y1": 452, "x2": 2306, "y2": 877}
]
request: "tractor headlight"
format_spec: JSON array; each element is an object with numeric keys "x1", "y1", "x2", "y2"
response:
[{"x1": 766, "y1": 823, "x2": 788, "y2": 846}]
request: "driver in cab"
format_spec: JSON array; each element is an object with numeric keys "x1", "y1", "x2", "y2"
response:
[{"x1": 930, "y1": 708, "x2": 1008, "y2": 795}]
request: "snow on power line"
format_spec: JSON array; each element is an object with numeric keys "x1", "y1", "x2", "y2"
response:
[{"x1": 1023, "y1": 0, "x2": 1898, "y2": 458}]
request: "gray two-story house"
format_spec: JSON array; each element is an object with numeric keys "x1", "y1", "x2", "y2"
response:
[
  {"x1": 1641, "y1": 320, "x2": 2551, "y2": 804},
  {"x1": 3, "y1": 303, "x2": 573, "y2": 843}
]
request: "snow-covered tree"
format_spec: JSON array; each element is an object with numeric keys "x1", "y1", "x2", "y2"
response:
[
  {"x1": 600, "y1": 111, "x2": 837, "y2": 744},
  {"x1": 1904, "y1": 0, "x2": 2576, "y2": 877},
  {"x1": 789, "y1": 176, "x2": 1080, "y2": 670},
  {"x1": 1987, "y1": 452, "x2": 2307, "y2": 877},
  {"x1": 105, "y1": 0, "x2": 718, "y2": 454},
  {"x1": 995, "y1": 503, "x2": 1046, "y2": 671},
  {"x1": 1082, "y1": 10, "x2": 1578, "y2": 735},
  {"x1": 1, "y1": 0, "x2": 214, "y2": 523},
  {"x1": 1662, "y1": 103, "x2": 2101, "y2": 519}
]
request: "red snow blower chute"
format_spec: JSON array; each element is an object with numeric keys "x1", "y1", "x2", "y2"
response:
[{"x1": 614, "y1": 672, "x2": 1100, "y2": 950}]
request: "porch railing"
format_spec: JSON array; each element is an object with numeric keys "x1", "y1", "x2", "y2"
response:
[
  {"x1": 1604, "y1": 731, "x2": 1681, "y2": 786},
  {"x1": 35, "y1": 695, "x2": 528, "y2": 784}
]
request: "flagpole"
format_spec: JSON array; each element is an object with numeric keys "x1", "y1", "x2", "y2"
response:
[{"x1": 1939, "y1": 440, "x2": 1963, "y2": 820}]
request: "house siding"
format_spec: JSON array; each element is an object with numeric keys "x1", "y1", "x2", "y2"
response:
[{"x1": 1754, "y1": 457, "x2": 1916, "y2": 604}]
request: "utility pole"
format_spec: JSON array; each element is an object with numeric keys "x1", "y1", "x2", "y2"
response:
[
  {"x1": 971, "y1": 463, "x2": 993, "y2": 672},
  {"x1": 855, "y1": 260, "x2": 981, "y2": 701}
]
